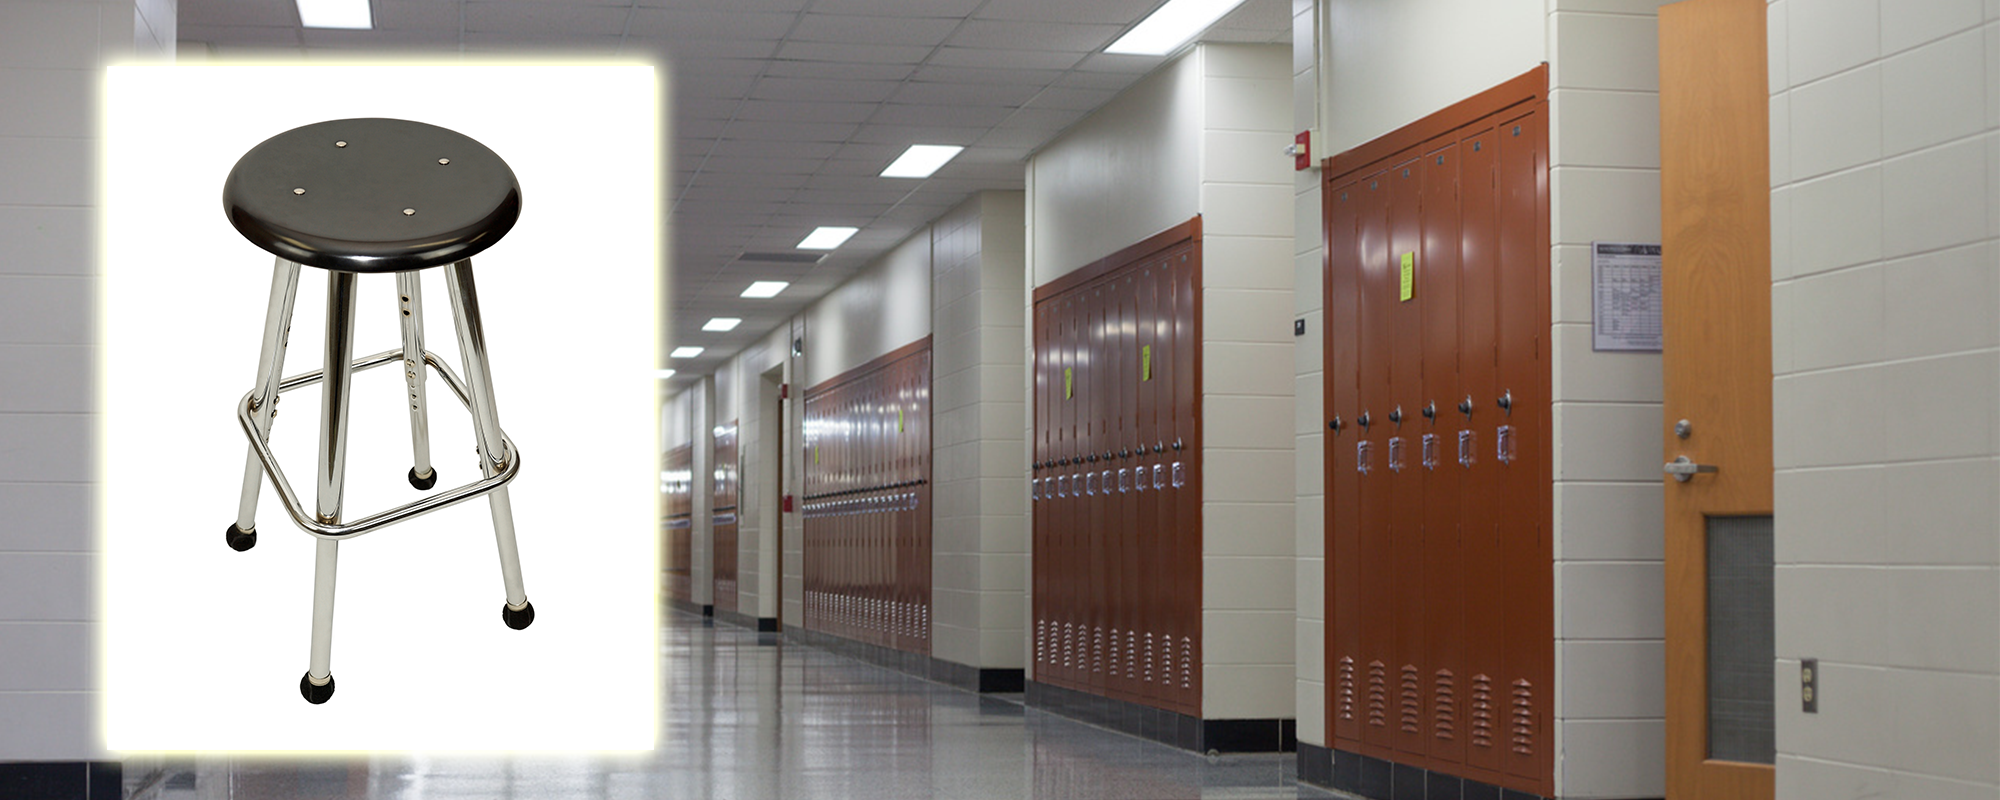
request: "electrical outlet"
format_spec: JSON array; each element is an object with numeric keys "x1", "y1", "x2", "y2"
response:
[{"x1": 1801, "y1": 658, "x2": 1818, "y2": 713}]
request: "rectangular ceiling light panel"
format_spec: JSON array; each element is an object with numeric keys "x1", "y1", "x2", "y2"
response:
[
  {"x1": 1104, "y1": 0, "x2": 1249, "y2": 55},
  {"x1": 880, "y1": 145, "x2": 965, "y2": 178},
  {"x1": 296, "y1": 0, "x2": 373, "y2": 29},
  {"x1": 702, "y1": 317, "x2": 742, "y2": 331},
  {"x1": 670, "y1": 346, "x2": 705, "y2": 358},
  {"x1": 741, "y1": 281, "x2": 790, "y2": 298},
  {"x1": 797, "y1": 226, "x2": 859, "y2": 250}
]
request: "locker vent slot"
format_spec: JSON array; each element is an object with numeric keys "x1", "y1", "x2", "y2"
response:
[
  {"x1": 1159, "y1": 635, "x2": 1173, "y2": 685},
  {"x1": 1511, "y1": 679, "x2": 1535, "y2": 755},
  {"x1": 1400, "y1": 664, "x2": 1422, "y2": 733},
  {"x1": 1336, "y1": 656, "x2": 1357, "y2": 720},
  {"x1": 1126, "y1": 630, "x2": 1138, "y2": 678},
  {"x1": 1146, "y1": 633, "x2": 1157, "y2": 684},
  {"x1": 1109, "y1": 628, "x2": 1121, "y2": 677},
  {"x1": 1180, "y1": 636, "x2": 1194, "y2": 689},
  {"x1": 1093, "y1": 627, "x2": 1105, "y2": 673},
  {"x1": 1470, "y1": 674, "x2": 1494, "y2": 748},
  {"x1": 1367, "y1": 661, "x2": 1389, "y2": 727},
  {"x1": 1434, "y1": 669, "x2": 1456, "y2": 739}
]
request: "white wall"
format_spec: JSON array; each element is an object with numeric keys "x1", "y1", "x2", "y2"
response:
[
  {"x1": 1302, "y1": 1, "x2": 1669, "y2": 795},
  {"x1": 1291, "y1": 0, "x2": 1330, "y2": 750},
  {"x1": 1769, "y1": 0, "x2": 2000, "y2": 797},
  {"x1": 931, "y1": 191, "x2": 1029, "y2": 671},
  {"x1": 708, "y1": 329, "x2": 790, "y2": 623},
  {"x1": 0, "y1": 0, "x2": 170, "y2": 761},
  {"x1": 1026, "y1": 50, "x2": 1202, "y2": 283},
  {"x1": 1321, "y1": 0, "x2": 1544, "y2": 154},
  {"x1": 801, "y1": 230, "x2": 932, "y2": 389}
]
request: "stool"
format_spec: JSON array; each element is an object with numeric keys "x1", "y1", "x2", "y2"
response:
[{"x1": 221, "y1": 118, "x2": 534, "y2": 705}]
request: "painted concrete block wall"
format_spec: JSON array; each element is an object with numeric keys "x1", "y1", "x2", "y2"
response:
[
  {"x1": 930, "y1": 191, "x2": 1030, "y2": 671},
  {"x1": 1196, "y1": 43, "x2": 1298, "y2": 722},
  {"x1": 1025, "y1": 43, "x2": 1296, "y2": 719},
  {"x1": 0, "y1": 0, "x2": 169, "y2": 761},
  {"x1": 1291, "y1": 0, "x2": 1329, "y2": 750},
  {"x1": 1768, "y1": 0, "x2": 2000, "y2": 797},
  {"x1": 1545, "y1": 2, "x2": 1672, "y2": 797},
  {"x1": 712, "y1": 340, "x2": 787, "y2": 622},
  {"x1": 1320, "y1": 0, "x2": 1545, "y2": 154},
  {"x1": 801, "y1": 229, "x2": 932, "y2": 389}
]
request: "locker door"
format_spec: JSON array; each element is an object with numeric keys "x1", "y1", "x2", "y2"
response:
[
  {"x1": 1134, "y1": 263, "x2": 1162, "y2": 708},
  {"x1": 1118, "y1": 271, "x2": 1142, "y2": 702},
  {"x1": 1105, "y1": 274, "x2": 1127, "y2": 699},
  {"x1": 1087, "y1": 283, "x2": 1108, "y2": 691},
  {"x1": 1495, "y1": 107, "x2": 1551, "y2": 782},
  {"x1": 1326, "y1": 177, "x2": 1364, "y2": 747},
  {"x1": 1033, "y1": 301, "x2": 1049, "y2": 673},
  {"x1": 1385, "y1": 155, "x2": 1429, "y2": 760},
  {"x1": 1419, "y1": 141, "x2": 1468, "y2": 768},
  {"x1": 1058, "y1": 292, "x2": 1080, "y2": 689},
  {"x1": 1170, "y1": 245, "x2": 1199, "y2": 713},
  {"x1": 1455, "y1": 122, "x2": 1507, "y2": 779},
  {"x1": 1354, "y1": 169, "x2": 1394, "y2": 751}
]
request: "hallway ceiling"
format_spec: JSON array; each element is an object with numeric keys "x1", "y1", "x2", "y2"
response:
[{"x1": 175, "y1": 0, "x2": 1290, "y2": 383}]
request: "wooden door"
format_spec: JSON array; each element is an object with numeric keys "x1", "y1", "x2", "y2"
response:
[{"x1": 1660, "y1": 0, "x2": 1775, "y2": 798}]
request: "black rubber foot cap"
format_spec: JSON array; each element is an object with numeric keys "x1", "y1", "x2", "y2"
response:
[
  {"x1": 299, "y1": 672, "x2": 335, "y2": 704},
  {"x1": 503, "y1": 600, "x2": 535, "y2": 630},
  {"x1": 226, "y1": 523, "x2": 257, "y2": 552},
  {"x1": 408, "y1": 467, "x2": 438, "y2": 491}
]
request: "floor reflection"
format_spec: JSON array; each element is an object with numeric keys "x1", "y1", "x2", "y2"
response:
[{"x1": 129, "y1": 610, "x2": 1335, "y2": 800}]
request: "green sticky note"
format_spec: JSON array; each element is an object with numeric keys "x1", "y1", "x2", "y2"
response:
[
  {"x1": 1064, "y1": 367, "x2": 1074, "y2": 399},
  {"x1": 1399, "y1": 252, "x2": 1416, "y2": 301},
  {"x1": 1141, "y1": 345, "x2": 1152, "y2": 382},
  {"x1": 898, "y1": 408, "x2": 905, "y2": 432},
  {"x1": 813, "y1": 446, "x2": 819, "y2": 465}
]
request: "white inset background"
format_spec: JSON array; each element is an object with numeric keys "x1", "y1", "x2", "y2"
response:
[{"x1": 101, "y1": 65, "x2": 662, "y2": 752}]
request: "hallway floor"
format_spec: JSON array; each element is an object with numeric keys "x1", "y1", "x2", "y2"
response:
[{"x1": 129, "y1": 609, "x2": 1336, "y2": 800}]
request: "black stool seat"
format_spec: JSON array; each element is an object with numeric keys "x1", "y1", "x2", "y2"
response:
[{"x1": 224, "y1": 118, "x2": 521, "y2": 273}]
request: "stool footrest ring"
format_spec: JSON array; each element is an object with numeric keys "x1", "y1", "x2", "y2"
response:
[{"x1": 237, "y1": 347, "x2": 520, "y2": 540}]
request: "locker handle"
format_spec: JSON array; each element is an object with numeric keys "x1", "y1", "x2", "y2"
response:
[
  {"x1": 1497, "y1": 390, "x2": 1513, "y2": 413},
  {"x1": 1103, "y1": 450, "x2": 1113, "y2": 461},
  {"x1": 1121, "y1": 449, "x2": 1131, "y2": 459},
  {"x1": 1172, "y1": 438, "x2": 1183, "y2": 451},
  {"x1": 1329, "y1": 416, "x2": 1343, "y2": 433},
  {"x1": 1388, "y1": 406, "x2": 1403, "y2": 424},
  {"x1": 1358, "y1": 411, "x2": 1372, "y2": 429},
  {"x1": 1154, "y1": 442, "x2": 1165, "y2": 454},
  {"x1": 1087, "y1": 454, "x2": 1098, "y2": 463},
  {"x1": 1422, "y1": 403, "x2": 1435, "y2": 421},
  {"x1": 1459, "y1": 396, "x2": 1474, "y2": 417}
]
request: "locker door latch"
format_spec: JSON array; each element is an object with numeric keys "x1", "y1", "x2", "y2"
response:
[{"x1": 1664, "y1": 456, "x2": 1718, "y2": 482}]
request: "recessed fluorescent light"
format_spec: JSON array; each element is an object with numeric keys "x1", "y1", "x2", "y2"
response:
[
  {"x1": 296, "y1": 0, "x2": 373, "y2": 29},
  {"x1": 1105, "y1": 0, "x2": 1249, "y2": 56},
  {"x1": 797, "y1": 226, "x2": 858, "y2": 250},
  {"x1": 654, "y1": 369, "x2": 677, "y2": 379},
  {"x1": 881, "y1": 145, "x2": 964, "y2": 178},
  {"x1": 670, "y1": 346, "x2": 704, "y2": 359},
  {"x1": 702, "y1": 317, "x2": 742, "y2": 332},
  {"x1": 741, "y1": 281, "x2": 789, "y2": 298}
]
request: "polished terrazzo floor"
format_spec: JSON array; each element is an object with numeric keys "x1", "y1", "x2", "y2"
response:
[{"x1": 129, "y1": 609, "x2": 1339, "y2": 800}]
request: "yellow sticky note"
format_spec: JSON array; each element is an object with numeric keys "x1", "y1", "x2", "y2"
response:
[
  {"x1": 898, "y1": 408, "x2": 904, "y2": 432},
  {"x1": 1399, "y1": 252, "x2": 1416, "y2": 301},
  {"x1": 813, "y1": 446, "x2": 819, "y2": 465},
  {"x1": 1141, "y1": 345, "x2": 1152, "y2": 382},
  {"x1": 1064, "y1": 367, "x2": 1074, "y2": 399}
]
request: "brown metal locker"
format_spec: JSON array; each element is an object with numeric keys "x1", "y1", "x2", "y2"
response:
[
  {"x1": 1170, "y1": 245, "x2": 1200, "y2": 714},
  {"x1": 1320, "y1": 67, "x2": 1551, "y2": 796},
  {"x1": 714, "y1": 421, "x2": 739, "y2": 614}
]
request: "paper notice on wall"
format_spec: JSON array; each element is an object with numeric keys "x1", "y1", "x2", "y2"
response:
[
  {"x1": 1399, "y1": 252, "x2": 1416, "y2": 301},
  {"x1": 1591, "y1": 242, "x2": 1663, "y2": 352}
]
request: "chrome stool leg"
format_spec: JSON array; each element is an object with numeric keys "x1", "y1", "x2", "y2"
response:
[
  {"x1": 302, "y1": 270, "x2": 360, "y2": 705},
  {"x1": 226, "y1": 257, "x2": 301, "y2": 552},
  {"x1": 395, "y1": 271, "x2": 438, "y2": 491},
  {"x1": 445, "y1": 259, "x2": 535, "y2": 630}
]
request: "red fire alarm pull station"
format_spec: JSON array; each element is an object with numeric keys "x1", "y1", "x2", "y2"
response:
[
  {"x1": 782, "y1": 494, "x2": 794, "y2": 513},
  {"x1": 1293, "y1": 130, "x2": 1311, "y2": 171}
]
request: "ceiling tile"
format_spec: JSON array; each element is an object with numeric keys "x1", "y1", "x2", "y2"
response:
[
  {"x1": 748, "y1": 77, "x2": 901, "y2": 103},
  {"x1": 1024, "y1": 86, "x2": 1120, "y2": 111},
  {"x1": 888, "y1": 80, "x2": 1040, "y2": 107},
  {"x1": 848, "y1": 123, "x2": 985, "y2": 146},
  {"x1": 869, "y1": 103, "x2": 1015, "y2": 128},
  {"x1": 805, "y1": 0, "x2": 984, "y2": 16},
  {"x1": 734, "y1": 99, "x2": 880, "y2": 123},
  {"x1": 1074, "y1": 52, "x2": 1164, "y2": 72},
  {"x1": 178, "y1": 24, "x2": 300, "y2": 46},
  {"x1": 926, "y1": 46, "x2": 1084, "y2": 71},
  {"x1": 946, "y1": 19, "x2": 1121, "y2": 52},
  {"x1": 179, "y1": 0, "x2": 296, "y2": 27},
  {"x1": 908, "y1": 65, "x2": 1064, "y2": 86},
  {"x1": 622, "y1": 9, "x2": 798, "y2": 41},
  {"x1": 772, "y1": 41, "x2": 936, "y2": 64},
  {"x1": 704, "y1": 137, "x2": 845, "y2": 159},
  {"x1": 461, "y1": 2, "x2": 631, "y2": 36},
  {"x1": 372, "y1": 2, "x2": 463, "y2": 31},
  {"x1": 724, "y1": 119, "x2": 862, "y2": 143},
  {"x1": 973, "y1": 0, "x2": 1160, "y2": 24},
  {"x1": 788, "y1": 13, "x2": 962, "y2": 46},
  {"x1": 1214, "y1": 0, "x2": 1292, "y2": 32}
]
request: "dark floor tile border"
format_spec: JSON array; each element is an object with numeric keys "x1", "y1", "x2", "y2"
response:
[
  {"x1": 701, "y1": 604, "x2": 714, "y2": 617},
  {"x1": 713, "y1": 607, "x2": 754, "y2": 630},
  {"x1": 756, "y1": 617, "x2": 779, "y2": 633},
  {"x1": 1296, "y1": 748, "x2": 1658, "y2": 800},
  {"x1": 1023, "y1": 681, "x2": 1294, "y2": 754},
  {"x1": 667, "y1": 597, "x2": 704, "y2": 617},
  {"x1": 0, "y1": 761, "x2": 121, "y2": 800}
]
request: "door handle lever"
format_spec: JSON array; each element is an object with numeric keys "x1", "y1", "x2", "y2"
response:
[{"x1": 1664, "y1": 455, "x2": 1719, "y2": 482}]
